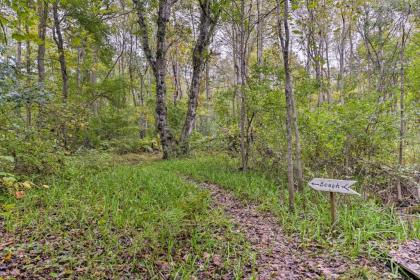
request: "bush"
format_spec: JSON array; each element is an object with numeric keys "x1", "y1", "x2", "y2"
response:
[
  {"x1": 0, "y1": 126, "x2": 64, "y2": 177},
  {"x1": 108, "y1": 137, "x2": 160, "y2": 154}
]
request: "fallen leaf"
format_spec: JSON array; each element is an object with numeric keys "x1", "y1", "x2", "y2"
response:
[
  {"x1": 212, "y1": 254, "x2": 222, "y2": 266},
  {"x1": 3, "y1": 252, "x2": 13, "y2": 262},
  {"x1": 15, "y1": 191, "x2": 25, "y2": 199},
  {"x1": 10, "y1": 269, "x2": 21, "y2": 276},
  {"x1": 21, "y1": 181, "x2": 32, "y2": 189}
]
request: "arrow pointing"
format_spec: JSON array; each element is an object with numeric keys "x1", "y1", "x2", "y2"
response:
[{"x1": 308, "y1": 178, "x2": 360, "y2": 196}]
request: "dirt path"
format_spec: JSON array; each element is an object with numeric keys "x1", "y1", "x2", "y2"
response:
[{"x1": 190, "y1": 179, "x2": 394, "y2": 280}]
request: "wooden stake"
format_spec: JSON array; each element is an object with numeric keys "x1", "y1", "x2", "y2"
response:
[{"x1": 330, "y1": 192, "x2": 337, "y2": 226}]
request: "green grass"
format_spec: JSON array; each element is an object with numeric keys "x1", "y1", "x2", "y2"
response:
[
  {"x1": 1, "y1": 154, "x2": 255, "y2": 279},
  {"x1": 2, "y1": 152, "x2": 418, "y2": 278},
  {"x1": 160, "y1": 155, "x2": 420, "y2": 258}
]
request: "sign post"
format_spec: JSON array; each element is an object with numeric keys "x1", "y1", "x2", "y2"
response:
[
  {"x1": 308, "y1": 178, "x2": 360, "y2": 226},
  {"x1": 329, "y1": 192, "x2": 336, "y2": 225}
]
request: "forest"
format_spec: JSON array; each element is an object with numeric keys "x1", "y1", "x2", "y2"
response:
[{"x1": 0, "y1": 0, "x2": 419, "y2": 278}]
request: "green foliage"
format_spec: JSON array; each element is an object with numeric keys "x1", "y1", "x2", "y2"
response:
[
  {"x1": 0, "y1": 107, "x2": 64, "y2": 177},
  {"x1": 2, "y1": 154, "x2": 255, "y2": 278},
  {"x1": 87, "y1": 108, "x2": 138, "y2": 141},
  {"x1": 161, "y1": 156, "x2": 419, "y2": 257},
  {"x1": 108, "y1": 137, "x2": 160, "y2": 154},
  {"x1": 300, "y1": 97, "x2": 398, "y2": 171}
]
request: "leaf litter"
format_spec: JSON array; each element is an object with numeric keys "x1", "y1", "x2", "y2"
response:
[{"x1": 189, "y1": 179, "x2": 401, "y2": 279}]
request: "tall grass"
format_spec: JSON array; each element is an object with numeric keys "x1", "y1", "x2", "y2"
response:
[
  {"x1": 161, "y1": 155, "x2": 420, "y2": 258},
  {"x1": 1, "y1": 154, "x2": 254, "y2": 278}
]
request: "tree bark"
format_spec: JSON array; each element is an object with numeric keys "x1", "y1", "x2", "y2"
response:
[
  {"x1": 238, "y1": 0, "x2": 248, "y2": 171},
  {"x1": 25, "y1": 24, "x2": 32, "y2": 127},
  {"x1": 179, "y1": 0, "x2": 220, "y2": 154},
  {"x1": 134, "y1": 0, "x2": 177, "y2": 159},
  {"x1": 171, "y1": 13, "x2": 183, "y2": 105},
  {"x1": 256, "y1": 0, "x2": 263, "y2": 81},
  {"x1": 76, "y1": 46, "x2": 84, "y2": 91},
  {"x1": 397, "y1": 16, "x2": 409, "y2": 201},
  {"x1": 324, "y1": 34, "x2": 331, "y2": 103},
  {"x1": 171, "y1": 58, "x2": 182, "y2": 105},
  {"x1": 139, "y1": 68, "x2": 148, "y2": 139},
  {"x1": 37, "y1": 0, "x2": 47, "y2": 88},
  {"x1": 25, "y1": 24, "x2": 31, "y2": 76},
  {"x1": 53, "y1": 2, "x2": 68, "y2": 102},
  {"x1": 337, "y1": 8, "x2": 346, "y2": 104},
  {"x1": 53, "y1": 2, "x2": 68, "y2": 148},
  {"x1": 277, "y1": 0, "x2": 295, "y2": 210},
  {"x1": 16, "y1": 22, "x2": 22, "y2": 71}
]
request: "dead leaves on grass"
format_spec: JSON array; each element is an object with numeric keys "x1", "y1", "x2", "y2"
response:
[{"x1": 0, "y1": 173, "x2": 50, "y2": 199}]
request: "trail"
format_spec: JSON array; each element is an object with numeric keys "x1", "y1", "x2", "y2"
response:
[{"x1": 190, "y1": 179, "x2": 394, "y2": 280}]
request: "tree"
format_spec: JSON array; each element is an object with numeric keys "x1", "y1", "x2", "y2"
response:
[
  {"x1": 396, "y1": 3, "x2": 412, "y2": 201},
  {"x1": 179, "y1": 0, "x2": 222, "y2": 154},
  {"x1": 133, "y1": 0, "x2": 178, "y2": 159},
  {"x1": 37, "y1": 0, "x2": 47, "y2": 89},
  {"x1": 276, "y1": 0, "x2": 304, "y2": 210},
  {"x1": 52, "y1": 1, "x2": 69, "y2": 147}
]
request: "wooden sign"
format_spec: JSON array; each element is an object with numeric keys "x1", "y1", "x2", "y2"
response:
[
  {"x1": 308, "y1": 178, "x2": 360, "y2": 196},
  {"x1": 308, "y1": 178, "x2": 359, "y2": 226}
]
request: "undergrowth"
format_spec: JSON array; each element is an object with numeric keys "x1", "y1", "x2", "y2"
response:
[
  {"x1": 160, "y1": 155, "x2": 420, "y2": 258},
  {"x1": 1, "y1": 152, "x2": 418, "y2": 278},
  {"x1": 0, "y1": 153, "x2": 255, "y2": 279}
]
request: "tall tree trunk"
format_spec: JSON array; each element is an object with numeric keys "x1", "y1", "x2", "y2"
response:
[
  {"x1": 36, "y1": 0, "x2": 47, "y2": 129},
  {"x1": 205, "y1": 61, "x2": 210, "y2": 102},
  {"x1": 238, "y1": 0, "x2": 248, "y2": 171},
  {"x1": 277, "y1": 0, "x2": 299, "y2": 210},
  {"x1": 128, "y1": 32, "x2": 137, "y2": 106},
  {"x1": 171, "y1": 58, "x2": 182, "y2": 105},
  {"x1": 25, "y1": 24, "x2": 32, "y2": 127},
  {"x1": 16, "y1": 22, "x2": 22, "y2": 71},
  {"x1": 315, "y1": 35, "x2": 323, "y2": 105},
  {"x1": 337, "y1": 9, "x2": 346, "y2": 104},
  {"x1": 91, "y1": 50, "x2": 99, "y2": 114},
  {"x1": 53, "y1": 2, "x2": 68, "y2": 147},
  {"x1": 134, "y1": 0, "x2": 177, "y2": 159},
  {"x1": 53, "y1": 3, "x2": 68, "y2": 102},
  {"x1": 324, "y1": 35, "x2": 331, "y2": 103},
  {"x1": 396, "y1": 19, "x2": 409, "y2": 201},
  {"x1": 204, "y1": 62, "x2": 211, "y2": 133},
  {"x1": 179, "y1": 0, "x2": 219, "y2": 154},
  {"x1": 76, "y1": 46, "x2": 84, "y2": 91},
  {"x1": 37, "y1": 0, "x2": 47, "y2": 88},
  {"x1": 292, "y1": 91, "x2": 304, "y2": 191},
  {"x1": 256, "y1": 0, "x2": 263, "y2": 81},
  {"x1": 25, "y1": 24, "x2": 31, "y2": 75},
  {"x1": 171, "y1": 13, "x2": 183, "y2": 105},
  {"x1": 139, "y1": 69, "x2": 148, "y2": 139}
]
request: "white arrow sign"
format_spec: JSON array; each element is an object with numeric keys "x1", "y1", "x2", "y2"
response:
[{"x1": 308, "y1": 178, "x2": 360, "y2": 196}]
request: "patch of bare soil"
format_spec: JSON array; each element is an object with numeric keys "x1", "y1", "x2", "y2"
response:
[{"x1": 191, "y1": 180, "x2": 396, "y2": 280}]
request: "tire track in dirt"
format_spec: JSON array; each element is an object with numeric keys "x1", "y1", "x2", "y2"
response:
[{"x1": 188, "y1": 179, "x2": 394, "y2": 280}]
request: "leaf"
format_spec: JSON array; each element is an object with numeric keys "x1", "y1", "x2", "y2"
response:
[
  {"x1": 0, "y1": 156, "x2": 14, "y2": 163},
  {"x1": 3, "y1": 252, "x2": 13, "y2": 262},
  {"x1": 15, "y1": 191, "x2": 25, "y2": 199},
  {"x1": 11, "y1": 33, "x2": 26, "y2": 41},
  {"x1": 1, "y1": 203, "x2": 15, "y2": 211},
  {"x1": 21, "y1": 181, "x2": 33, "y2": 189},
  {"x1": 212, "y1": 254, "x2": 222, "y2": 266},
  {"x1": 2, "y1": 177, "x2": 17, "y2": 187}
]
